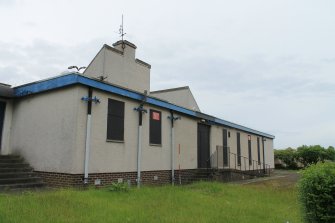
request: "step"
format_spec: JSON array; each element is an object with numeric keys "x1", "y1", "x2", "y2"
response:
[
  {"x1": 0, "y1": 167, "x2": 33, "y2": 173},
  {"x1": 0, "y1": 158, "x2": 24, "y2": 163},
  {"x1": 0, "y1": 182, "x2": 45, "y2": 191},
  {"x1": 0, "y1": 155, "x2": 21, "y2": 160},
  {"x1": 0, "y1": 172, "x2": 36, "y2": 179},
  {"x1": 0, "y1": 163, "x2": 30, "y2": 168},
  {"x1": 0, "y1": 177, "x2": 42, "y2": 185}
]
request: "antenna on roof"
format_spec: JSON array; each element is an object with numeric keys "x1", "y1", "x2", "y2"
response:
[{"x1": 119, "y1": 14, "x2": 127, "y2": 47}]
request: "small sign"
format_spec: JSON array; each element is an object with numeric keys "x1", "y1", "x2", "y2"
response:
[{"x1": 152, "y1": 112, "x2": 160, "y2": 121}]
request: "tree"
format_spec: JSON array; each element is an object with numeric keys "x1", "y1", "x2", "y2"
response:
[
  {"x1": 297, "y1": 145, "x2": 325, "y2": 167},
  {"x1": 274, "y1": 147, "x2": 298, "y2": 169},
  {"x1": 325, "y1": 146, "x2": 335, "y2": 161}
]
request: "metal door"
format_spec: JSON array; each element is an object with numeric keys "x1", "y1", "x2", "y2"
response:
[{"x1": 197, "y1": 123, "x2": 210, "y2": 168}]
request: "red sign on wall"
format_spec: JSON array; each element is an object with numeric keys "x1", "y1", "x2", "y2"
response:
[{"x1": 152, "y1": 112, "x2": 160, "y2": 121}]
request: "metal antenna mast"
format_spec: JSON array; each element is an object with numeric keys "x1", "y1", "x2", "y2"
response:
[{"x1": 119, "y1": 14, "x2": 126, "y2": 41}]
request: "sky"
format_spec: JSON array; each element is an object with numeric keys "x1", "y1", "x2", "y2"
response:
[{"x1": 0, "y1": 0, "x2": 334, "y2": 149}]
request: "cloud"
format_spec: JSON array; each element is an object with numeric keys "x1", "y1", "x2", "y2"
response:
[
  {"x1": 0, "y1": 0, "x2": 19, "y2": 6},
  {"x1": 0, "y1": 39, "x2": 105, "y2": 86}
]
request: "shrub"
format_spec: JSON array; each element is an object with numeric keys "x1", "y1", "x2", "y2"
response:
[{"x1": 298, "y1": 162, "x2": 335, "y2": 223}]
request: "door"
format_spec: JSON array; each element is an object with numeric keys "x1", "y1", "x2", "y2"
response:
[
  {"x1": 223, "y1": 129, "x2": 228, "y2": 167},
  {"x1": 197, "y1": 123, "x2": 210, "y2": 168},
  {"x1": 0, "y1": 101, "x2": 6, "y2": 151}
]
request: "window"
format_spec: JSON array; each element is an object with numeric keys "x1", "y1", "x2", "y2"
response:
[
  {"x1": 223, "y1": 129, "x2": 228, "y2": 167},
  {"x1": 257, "y1": 137, "x2": 261, "y2": 164},
  {"x1": 237, "y1": 132, "x2": 241, "y2": 166},
  {"x1": 248, "y1": 135, "x2": 252, "y2": 165},
  {"x1": 149, "y1": 109, "x2": 162, "y2": 145},
  {"x1": 107, "y1": 99, "x2": 125, "y2": 141}
]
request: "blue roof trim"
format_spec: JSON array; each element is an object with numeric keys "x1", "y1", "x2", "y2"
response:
[
  {"x1": 14, "y1": 74, "x2": 78, "y2": 96},
  {"x1": 214, "y1": 118, "x2": 275, "y2": 139},
  {"x1": 76, "y1": 76, "x2": 197, "y2": 116},
  {"x1": 13, "y1": 73, "x2": 274, "y2": 139}
]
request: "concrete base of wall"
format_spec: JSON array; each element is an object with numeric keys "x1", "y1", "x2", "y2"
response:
[{"x1": 35, "y1": 168, "x2": 273, "y2": 188}]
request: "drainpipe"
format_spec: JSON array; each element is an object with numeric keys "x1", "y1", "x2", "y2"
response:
[
  {"x1": 82, "y1": 88, "x2": 100, "y2": 184},
  {"x1": 134, "y1": 91, "x2": 147, "y2": 188},
  {"x1": 168, "y1": 111, "x2": 180, "y2": 186}
]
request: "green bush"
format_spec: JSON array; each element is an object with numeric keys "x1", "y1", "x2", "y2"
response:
[{"x1": 298, "y1": 162, "x2": 335, "y2": 223}]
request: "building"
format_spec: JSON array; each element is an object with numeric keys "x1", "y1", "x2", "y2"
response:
[{"x1": 0, "y1": 40, "x2": 275, "y2": 187}]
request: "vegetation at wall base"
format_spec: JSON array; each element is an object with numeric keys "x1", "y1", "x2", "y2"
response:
[
  {"x1": 0, "y1": 180, "x2": 302, "y2": 223},
  {"x1": 108, "y1": 182, "x2": 129, "y2": 192},
  {"x1": 298, "y1": 162, "x2": 335, "y2": 223}
]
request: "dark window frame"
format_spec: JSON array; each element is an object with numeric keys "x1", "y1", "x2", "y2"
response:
[
  {"x1": 106, "y1": 98, "x2": 125, "y2": 142},
  {"x1": 149, "y1": 109, "x2": 162, "y2": 145}
]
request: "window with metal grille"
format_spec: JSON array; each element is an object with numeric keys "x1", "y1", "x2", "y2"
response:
[
  {"x1": 107, "y1": 99, "x2": 125, "y2": 141},
  {"x1": 149, "y1": 109, "x2": 162, "y2": 145}
]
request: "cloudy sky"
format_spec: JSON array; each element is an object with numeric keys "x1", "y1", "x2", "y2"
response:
[{"x1": 0, "y1": 0, "x2": 334, "y2": 148}]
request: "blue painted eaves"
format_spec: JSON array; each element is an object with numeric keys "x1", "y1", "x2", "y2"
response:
[
  {"x1": 13, "y1": 73, "x2": 274, "y2": 139},
  {"x1": 14, "y1": 74, "x2": 79, "y2": 96}
]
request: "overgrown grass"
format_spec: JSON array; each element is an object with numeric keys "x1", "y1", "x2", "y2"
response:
[{"x1": 0, "y1": 181, "x2": 302, "y2": 223}]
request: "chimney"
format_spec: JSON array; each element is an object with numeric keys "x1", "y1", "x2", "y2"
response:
[{"x1": 113, "y1": 40, "x2": 137, "y2": 60}]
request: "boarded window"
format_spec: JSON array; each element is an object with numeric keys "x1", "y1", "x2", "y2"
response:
[
  {"x1": 223, "y1": 129, "x2": 228, "y2": 166},
  {"x1": 107, "y1": 99, "x2": 125, "y2": 141},
  {"x1": 248, "y1": 136, "x2": 252, "y2": 165},
  {"x1": 150, "y1": 109, "x2": 162, "y2": 145},
  {"x1": 237, "y1": 132, "x2": 241, "y2": 166},
  {"x1": 257, "y1": 137, "x2": 261, "y2": 164}
]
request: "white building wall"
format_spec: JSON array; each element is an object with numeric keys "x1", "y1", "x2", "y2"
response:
[
  {"x1": 265, "y1": 138, "x2": 275, "y2": 168},
  {"x1": 72, "y1": 86, "x2": 198, "y2": 174},
  {"x1": 174, "y1": 115, "x2": 198, "y2": 170},
  {"x1": 9, "y1": 87, "x2": 81, "y2": 173},
  {"x1": 150, "y1": 87, "x2": 200, "y2": 112},
  {"x1": 207, "y1": 127, "x2": 273, "y2": 170},
  {"x1": 84, "y1": 44, "x2": 151, "y2": 93},
  {"x1": 7, "y1": 84, "x2": 274, "y2": 175}
]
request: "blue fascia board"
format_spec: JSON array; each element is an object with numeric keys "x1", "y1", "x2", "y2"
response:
[
  {"x1": 13, "y1": 73, "x2": 274, "y2": 139},
  {"x1": 76, "y1": 76, "x2": 197, "y2": 116},
  {"x1": 214, "y1": 118, "x2": 275, "y2": 139},
  {"x1": 14, "y1": 74, "x2": 78, "y2": 97}
]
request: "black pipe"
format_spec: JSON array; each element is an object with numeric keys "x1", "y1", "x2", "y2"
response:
[{"x1": 87, "y1": 88, "x2": 92, "y2": 115}]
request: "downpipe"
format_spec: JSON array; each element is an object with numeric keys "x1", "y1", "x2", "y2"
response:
[
  {"x1": 84, "y1": 114, "x2": 92, "y2": 184},
  {"x1": 137, "y1": 124, "x2": 142, "y2": 188},
  {"x1": 82, "y1": 88, "x2": 100, "y2": 185}
]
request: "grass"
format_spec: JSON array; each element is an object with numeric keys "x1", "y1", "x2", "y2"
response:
[{"x1": 0, "y1": 180, "x2": 302, "y2": 223}]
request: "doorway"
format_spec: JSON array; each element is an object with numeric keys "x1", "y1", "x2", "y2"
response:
[{"x1": 197, "y1": 123, "x2": 210, "y2": 168}]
